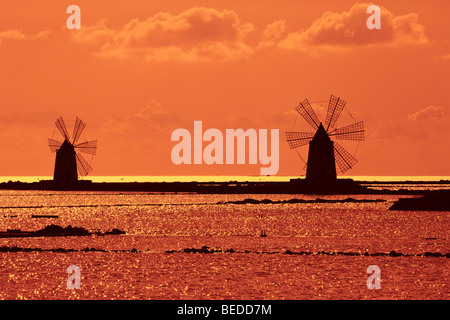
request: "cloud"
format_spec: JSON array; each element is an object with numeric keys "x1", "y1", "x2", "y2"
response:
[
  {"x1": 31, "y1": 29, "x2": 52, "y2": 40},
  {"x1": 70, "y1": 4, "x2": 430, "y2": 60},
  {"x1": 69, "y1": 19, "x2": 115, "y2": 46},
  {"x1": 96, "y1": 100, "x2": 184, "y2": 146},
  {"x1": 276, "y1": 3, "x2": 427, "y2": 52},
  {"x1": 435, "y1": 53, "x2": 450, "y2": 60},
  {"x1": 0, "y1": 28, "x2": 51, "y2": 45},
  {"x1": 369, "y1": 106, "x2": 448, "y2": 141},
  {"x1": 407, "y1": 106, "x2": 444, "y2": 122},
  {"x1": 125, "y1": 100, "x2": 180, "y2": 131},
  {"x1": 71, "y1": 7, "x2": 255, "y2": 62},
  {"x1": 0, "y1": 29, "x2": 26, "y2": 41},
  {"x1": 259, "y1": 20, "x2": 288, "y2": 48}
]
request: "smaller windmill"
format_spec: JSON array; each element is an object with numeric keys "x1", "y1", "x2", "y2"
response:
[
  {"x1": 48, "y1": 117, "x2": 97, "y2": 183},
  {"x1": 286, "y1": 95, "x2": 364, "y2": 183}
]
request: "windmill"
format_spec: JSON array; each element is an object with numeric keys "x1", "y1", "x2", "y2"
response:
[
  {"x1": 48, "y1": 117, "x2": 97, "y2": 183},
  {"x1": 285, "y1": 95, "x2": 364, "y2": 183}
]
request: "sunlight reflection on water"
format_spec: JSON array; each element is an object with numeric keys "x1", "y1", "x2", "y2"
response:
[{"x1": 0, "y1": 191, "x2": 448, "y2": 299}]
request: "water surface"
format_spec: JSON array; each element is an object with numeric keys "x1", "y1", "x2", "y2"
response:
[{"x1": 0, "y1": 191, "x2": 448, "y2": 299}]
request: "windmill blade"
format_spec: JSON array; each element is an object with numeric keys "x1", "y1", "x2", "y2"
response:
[
  {"x1": 48, "y1": 139, "x2": 62, "y2": 153},
  {"x1": 72, "y1": 117, "x2": 86, "y2": 145},
  {"x1": 295, "y1": 99, "x2": 320, "y2": 130},
  {"x1": 334, "y1": 141, "x2": 358, "y2": 174},
  {"x1": 325, "y1": 95, "x2": 346, "y2": 131},
  {"x1": 75, "y1": 152, "x2": 93, "y2": 176},
  {"x1": 55, "y1": 117, "x2": 70, "y2": 141},
  {"x1": 285, "y1": 132, "x2": 314, "y2": 149},
  {"x1": 329, "y1": 121, "x2": 365, "y2": 141},
  {"x1": 74, "y1": 140, "x2": 98, "y2": 155}
]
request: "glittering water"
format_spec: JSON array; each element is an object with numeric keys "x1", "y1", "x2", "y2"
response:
[{"x1": 0, "y1": 191, "x2": 448, "y2": 299}]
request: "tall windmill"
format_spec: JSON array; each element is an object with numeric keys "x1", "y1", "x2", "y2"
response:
[
  {"x1": 286, "y1": 95, "x2": 364, "y2": 183},
  {"x1": 48, "y1": 117, "x2": 97, "y2": 183}
]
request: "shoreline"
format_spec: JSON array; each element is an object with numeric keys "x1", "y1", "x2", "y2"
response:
[{"x1": 1, "y1": 178, "x2": 449, "y2": 194}]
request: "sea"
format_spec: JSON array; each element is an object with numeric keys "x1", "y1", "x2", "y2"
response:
[{"x1": 0, "y1": 176, "x2": 448, "y2": 300}]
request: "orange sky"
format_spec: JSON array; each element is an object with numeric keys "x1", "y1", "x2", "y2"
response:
[{"x1": 0, "y1": 1, "x2": 449, "y2": 177}]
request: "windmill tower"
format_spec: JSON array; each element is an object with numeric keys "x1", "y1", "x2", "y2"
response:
[
  {"x1": 286, "y1": 95, "x2": 364, "y2": 184},
  {"x1": 48, "y1": 117, "x2": 97, "y2": 184}
]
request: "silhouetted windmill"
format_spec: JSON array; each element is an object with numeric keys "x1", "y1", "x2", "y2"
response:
[
  {"x1": 48, "y1": 117, "x2": 97, "y2": 183},
  {"x1": 286, "y1": 95, "x2": 364, "y2": 183}
]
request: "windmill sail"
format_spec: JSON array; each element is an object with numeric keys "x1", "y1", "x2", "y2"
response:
[
  {"x1": 55, "y1": 117, "x2": 70, "y2": 141},
  {"x1": 325, "y1": 95, "x2": 346, "y2": 131},
  {"x1": 329, "y1": 121, "x2": 365, "y2": 141},
  {"x1": 75, "y1": 152, "x2": 93, "y2": 176},
  {"x1": 333, "y1": 141, "x2": 358, "y2": 173},
  {"x1": 72, "y1": 117, "x2": 86, "y2": 145},
  {"x1": 295, "y1": 99, "x2": 320, "y2": 130},
  {"x1": 75, "y1": 140, "x2": 98, "y2": 155},
  {"x1": 48, "y1": 139, "x2": 63, "y2": 153},
  {"x1": 285, "y1": 132, "x2": 315, "y2": 149}
]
